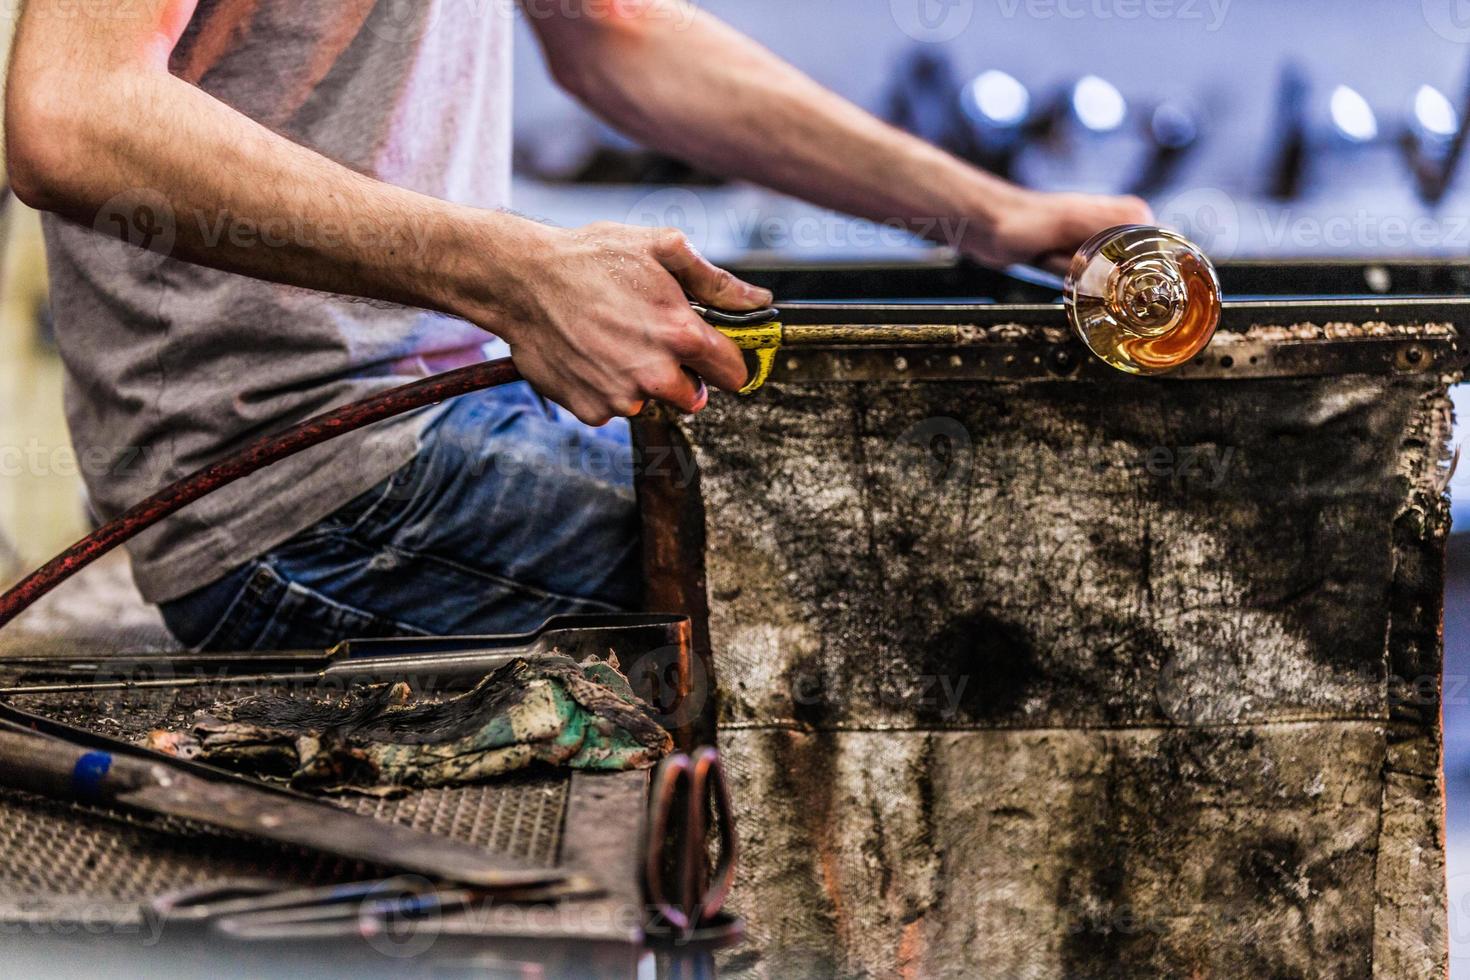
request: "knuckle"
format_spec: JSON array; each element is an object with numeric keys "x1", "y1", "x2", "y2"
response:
[
  {"x1": 666, "y1": 321, "x2": 709, "y2": 359},
  {"x1": 569, "y1": 396, "x2": 608, "y2": 426},
  {"x1": 631, "y1": 368, "x2": 666, "y2": 394},
  {"x1": 654, "y1": 227, "x2": 688, "y2": 254},
  {"x1": 710, "y1": 266, "x2": 734, "y2": 291}
]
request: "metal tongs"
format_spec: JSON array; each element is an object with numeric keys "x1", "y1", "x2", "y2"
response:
[
  {"x1": 0, "y1": 612, "x2": 691, "y2": 695},
  {"x1": 149, "y1": 875, "x2": 588, "y2": 941},
  {"x1": 150, "y1": 877, "x2": 475, "y2": 941}
]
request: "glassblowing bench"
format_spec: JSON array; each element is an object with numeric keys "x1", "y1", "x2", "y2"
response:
[{"x1": 634, "y1": 258, "x2": 1469, "y2": 979}]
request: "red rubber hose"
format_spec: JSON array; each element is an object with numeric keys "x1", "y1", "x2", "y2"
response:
[{"x1": 0, "y1": 357, "x2": 523, "y2": 631}]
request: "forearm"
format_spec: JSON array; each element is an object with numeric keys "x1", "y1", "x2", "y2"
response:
[
  {"x1": 6, "y1": 44, "x2": 529, "y2": 320},
  {"x1": 537, "y1": 6, "x2": 1022, "y2": 255}
]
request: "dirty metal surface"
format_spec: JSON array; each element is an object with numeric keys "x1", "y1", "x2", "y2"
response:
[{"x1": 639, "y1": 319, "x2": 1457, "y2": 979}]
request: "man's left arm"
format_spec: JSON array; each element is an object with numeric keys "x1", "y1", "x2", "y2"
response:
[{"x1": 524, "y1": 1, "x2": 1151, "y2": 269}]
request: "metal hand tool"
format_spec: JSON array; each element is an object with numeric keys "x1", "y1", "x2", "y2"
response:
[
  {"x1": 150, "y1": 875, "x2": 594, "y2": 941},
  {"x1": 0, "y1": 711, "x2": 572, "y2": 892},
  {"x1": 698, "y1": 227, "x2": 1224, "y2": 391},
  {"x1": 0, "y1": 612, "x2": 691, "y2": 695},
  {"x1": 696, "y1": 302, "x2": 962, "y2": 395},
  {"x1": 150, "y1": 877, "x2": 472, "y2": 938},
  {"x1": 1003, "y1": 262, "x2": 1067, "y2": 292},
  {"x1": 643, "y1": 747, "x2": 739, "y2": 943}
]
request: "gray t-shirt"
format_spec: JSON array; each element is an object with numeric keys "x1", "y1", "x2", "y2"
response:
[{"x1": 41, "y1": 0, "x2": 513, "y2": 603}]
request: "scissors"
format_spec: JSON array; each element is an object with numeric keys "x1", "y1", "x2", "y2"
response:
[{"x1": 643, "y1": 747, "x2": 739, "y2": 942}]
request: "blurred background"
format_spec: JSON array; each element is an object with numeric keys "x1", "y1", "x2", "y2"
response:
[{"x1": 2, "y1": 0, "x2": 1470, "y2": 963}]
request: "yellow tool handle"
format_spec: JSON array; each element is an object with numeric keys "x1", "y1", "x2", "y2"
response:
[{"x1": 713, "y1": 321, "x2": 783, "y2": 395}]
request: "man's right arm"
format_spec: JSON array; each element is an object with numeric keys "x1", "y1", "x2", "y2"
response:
[{"x1": 5, "y1": 0, "x2": 758, "y2": 423}]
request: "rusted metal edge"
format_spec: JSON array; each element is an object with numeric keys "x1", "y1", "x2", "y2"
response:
[
  {"x1": 1370, "y1": 384, "x2": 1453, "y2": 977},
  {"x1": 777, "y1": 296, "x2": 1470, "y2": 327},
  {"x1": 633, "y1": 409, "x2": 718, "y2": 751},
  {"x1": 759, "y1": 311, "x2": 1466, "y2": 383},
  {"x1": 765, "y1": 332, "x2": 1464, "y2": 384}
]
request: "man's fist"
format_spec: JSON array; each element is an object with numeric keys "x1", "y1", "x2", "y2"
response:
[{"x1": 473, "y1": 221, "x2": 771, "y2": 426}]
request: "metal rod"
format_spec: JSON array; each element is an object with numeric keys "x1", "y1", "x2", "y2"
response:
[{"x1": 782, "y1": 324, "x2": 963, "y2": 345}]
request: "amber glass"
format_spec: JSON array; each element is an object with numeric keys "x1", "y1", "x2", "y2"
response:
[{"x1": 1064, "y1": 225, "x2": 1222, "y2": 375}]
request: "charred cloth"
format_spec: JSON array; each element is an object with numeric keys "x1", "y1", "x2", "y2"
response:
[{"x1": 144, "y1": 655, "x2": 672, "y2": 794}]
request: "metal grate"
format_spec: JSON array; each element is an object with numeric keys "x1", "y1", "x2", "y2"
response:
[{"x1": 0, "y1": 679, "x2": 570, "y2": 924}]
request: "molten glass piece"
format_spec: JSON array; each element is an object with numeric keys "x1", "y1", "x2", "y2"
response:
[{"x1": 1064, "y1": 225, "x2": 1222, "y2": 375}]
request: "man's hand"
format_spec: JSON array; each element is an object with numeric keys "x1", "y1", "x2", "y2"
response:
[
  {"x1": 456, "y1": 222, "x2": 770, "y2": 426},
  {"x1": 975, "y1": 191, "x2": 1156, "y2": 272}
]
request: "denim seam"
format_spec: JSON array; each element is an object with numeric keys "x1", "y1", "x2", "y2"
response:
[
  {"x1": 376, "y1": 542, "x2": 628, "y2": 612},
  {"x1": 270, "y1": 567, "x2": 436, "y2": 638},
  {"x1": 337, "y1": 454, "x2": 421, "y2": 536},
  {"x1": 269, "y1": 526, "x2": 627, "y2": 611},
  {"x1": 249, "y1": 568, "x2": 296, "y2": 649},
  {"x1": 190, "y1": 562, "x2": 271, "y2": 652}
]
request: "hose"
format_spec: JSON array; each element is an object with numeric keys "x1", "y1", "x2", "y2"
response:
[{"x1": 0, "y1": 357, "x2": 523, "y2": 631}]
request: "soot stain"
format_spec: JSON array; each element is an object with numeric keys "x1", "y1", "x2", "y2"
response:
[{"x1": 918, "y1": 610, "x2": 1043, "y2": 723}]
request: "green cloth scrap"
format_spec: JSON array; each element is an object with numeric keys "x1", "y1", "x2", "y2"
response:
[{"x1": 143, "y1": 655, "x2": 673, "y2": 794}]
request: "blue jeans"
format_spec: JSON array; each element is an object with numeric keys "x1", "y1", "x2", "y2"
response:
[{"x1": 159, "y1": 383, "x2": 641, "y2": 651}]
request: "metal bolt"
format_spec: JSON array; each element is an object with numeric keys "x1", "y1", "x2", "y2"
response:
[
  {"x1": 1046, "y1": 346, "x2": 1079, "y2": 376},
  {"x1": 1396, "y1": 344, "x2": 1429, "y2": 371}
]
